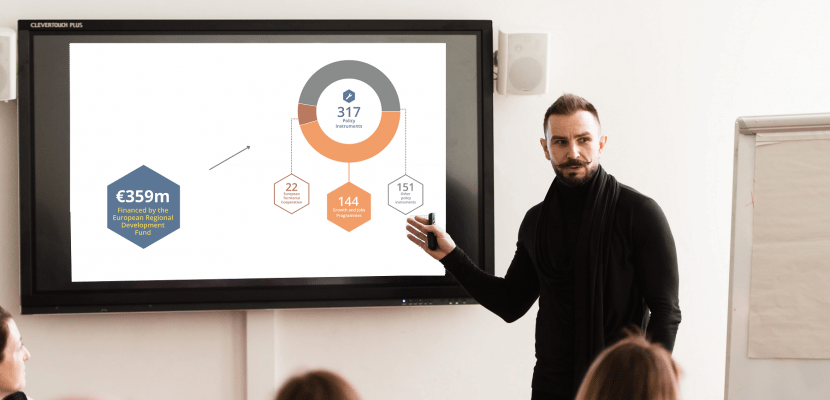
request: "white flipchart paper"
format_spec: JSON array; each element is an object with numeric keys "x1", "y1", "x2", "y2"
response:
[{"x1": 749, "y1": 132, "x2": 830, "y2": 358}]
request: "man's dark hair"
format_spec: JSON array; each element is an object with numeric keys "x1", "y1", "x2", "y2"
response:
[
  {"x1": 543, "y1": 93, "x2": 601, "y2": 135},
  {"x1": 0, "y1": 305, "x2": 12, "y2": 363}
]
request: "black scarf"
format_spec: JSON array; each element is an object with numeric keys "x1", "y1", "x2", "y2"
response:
[{"x1": 534, "y1": 165, "x2": 621, "y2": 393}]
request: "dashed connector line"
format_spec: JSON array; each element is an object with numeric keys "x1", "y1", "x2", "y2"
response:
[{"x1": 290, "y1": 118, "x2": 298, "y2": 174}]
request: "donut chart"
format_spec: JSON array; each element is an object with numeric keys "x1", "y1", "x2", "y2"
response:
[{"x1": 298, "y1": 60, "x2": 401, "y2": 163}]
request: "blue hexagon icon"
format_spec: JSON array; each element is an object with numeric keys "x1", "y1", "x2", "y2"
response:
[
  {"x1": 107, "y1": 165, "x2": 180, "y2": 248},
  {"x1": 343, "y1": 89, "x2": 355, "y2": 103}
]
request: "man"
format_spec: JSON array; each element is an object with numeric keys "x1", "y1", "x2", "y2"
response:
[
  {"x1": 0, "y1": 306, "x2": 31, "y2": 400},
  {"x1": 406, "y1": 94, "x2": 681, "y2": 399}
]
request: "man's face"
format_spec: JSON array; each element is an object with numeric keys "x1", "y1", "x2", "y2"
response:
[
  {"x1": 0, "y1": 319, "x2": 30, "y2": 397},
  {"x1": 539, "y1": 110, "x2": 607, "y2": 186}
]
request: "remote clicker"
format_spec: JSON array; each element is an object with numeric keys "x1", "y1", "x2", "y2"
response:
[{"x1": 427, "y1": 213, "x2": 438, "y2": 251}]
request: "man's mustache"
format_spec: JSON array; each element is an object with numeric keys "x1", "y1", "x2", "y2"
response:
[{"x1": 557, "y1": 159, "x2": 590, "y2": 168}]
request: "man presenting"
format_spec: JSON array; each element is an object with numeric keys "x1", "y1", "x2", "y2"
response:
[{"x1": 406, "y1": 94, "x2": 681, "y2": 399}]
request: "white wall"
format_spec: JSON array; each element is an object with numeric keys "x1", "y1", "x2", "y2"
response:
[{"x1": 2, "y1": 1, "x2": 830, "y2": 399}]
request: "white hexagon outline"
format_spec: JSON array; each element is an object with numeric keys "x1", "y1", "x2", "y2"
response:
[
  {"x1": 387, "y1": 174, "x2": 424, "y2": 215},
  {"x1": 274, "y1": 173, "x2": 310, "y2": 214}
]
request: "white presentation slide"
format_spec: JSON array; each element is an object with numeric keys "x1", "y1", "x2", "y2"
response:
[{"x1": 69, "y1": 42, "x2": 447, "y2": 282}]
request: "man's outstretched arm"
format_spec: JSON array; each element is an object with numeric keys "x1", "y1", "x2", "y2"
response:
[{"x1": 406, "y1": 215, "x2": 540, "y2": 323}]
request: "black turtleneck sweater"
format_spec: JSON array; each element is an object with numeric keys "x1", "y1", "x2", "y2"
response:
[
  {"x1": 3, "y1": 392, "x2": 27, "y2": 400},
  {"x1": 439, "y1": 171, "x2": 681, "y2": 398}
]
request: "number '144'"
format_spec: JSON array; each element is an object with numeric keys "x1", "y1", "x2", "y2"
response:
[{"x1": 339, "y1": 197, "x2": 359, "y2": 206}]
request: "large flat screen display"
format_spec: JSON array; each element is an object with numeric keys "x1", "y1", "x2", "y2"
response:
[{"x1": 18, "y1": 20, "x2": 494, "y2": 313}]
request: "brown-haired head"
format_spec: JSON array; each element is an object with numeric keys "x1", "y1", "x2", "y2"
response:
[
  {"x1": 543, "y1": 93, "x2": 600, "y2": 135},
  {"x1": 0, "y1": 306, "x2": 11, "y2": 363},
  {"x1": 575, "y1": 329, "x2": 682, "y2": 400},
  {"x1": 275, "y1": 370, "x2": 361, "y2": 400}
]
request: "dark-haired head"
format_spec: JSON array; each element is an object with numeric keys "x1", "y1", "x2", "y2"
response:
[
  {"x1": 1, "y1": 305, "x2": 31, "y2": 398},
  {"x1": 542, "y1": 93, "x2": 600, "y2": 135},
  {"x1": 275, "y1": 370, "x2": 361, "y2": 400},
  {"x1": 540, "y1": 93, "x2": 606, "y2": 186}
]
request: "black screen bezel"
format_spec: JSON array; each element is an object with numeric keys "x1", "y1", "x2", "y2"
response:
[{"x1": 18, "y1": 20, "x2": 494, "y2": 314}]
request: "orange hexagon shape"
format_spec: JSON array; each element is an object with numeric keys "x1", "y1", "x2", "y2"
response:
[{"x1": 327, "y1": 182, "x2": 371, "y2": 232}]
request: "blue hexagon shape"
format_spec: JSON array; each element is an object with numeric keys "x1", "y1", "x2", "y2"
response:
[
  {"x1": 107, "y1": 165, "x2": 180, "y2": 248},
  {"x1": 343, "y1": 89, "x2": 355, "y2": 103}
]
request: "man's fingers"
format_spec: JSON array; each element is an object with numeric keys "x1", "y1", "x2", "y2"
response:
[
  {"x1": 406, "y1": 217, "x2": 433, "y2": 233},
  {"x1": 411, "y1": 216, "x2": 440, "y2": 232},
  {"x1": 406, "y1": 217, "x2": 423, "y2": 230},
  {"x1": 413, "y1": 219, "x2": 440, "y2": 233},
  {"x1": 407, "y1": 234, "x2": 428, "y2": 250},
  {"x1": 406, "y1": 225, "x2": 428, "y2": 242},
  {"x1": 411, "y1": 216, "x2": 444, "y2": 234}
]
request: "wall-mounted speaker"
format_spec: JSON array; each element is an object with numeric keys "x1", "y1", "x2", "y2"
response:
[
  {"x1": 495, "y1": 28, "x2": 550, "y2": 95},
  {"x1": 0, "y1": 28, "x2": 17, "y2": 101}
]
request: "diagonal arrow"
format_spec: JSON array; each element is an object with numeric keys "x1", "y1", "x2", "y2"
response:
[{"x1": 209, "y1": 146, "x2": 250, "y2": 170}]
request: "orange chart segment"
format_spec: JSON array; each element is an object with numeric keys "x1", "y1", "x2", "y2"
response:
[
  {"x1": 299, "y1": 111, "x2": 401, "y2": 163},
  {"x1": 298, "y1": 104, "x2": 317, "y2": 125}
]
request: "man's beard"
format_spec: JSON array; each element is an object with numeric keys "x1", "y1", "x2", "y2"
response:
[{"x1": 554, "y1": 159, "x2": 599, "y2": 187}]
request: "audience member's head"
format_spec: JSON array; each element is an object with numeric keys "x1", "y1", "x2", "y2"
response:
[
  {"x1": 575, "y1": 330, "x2": 681, "y2": 400},
  {"x1": 275, "y1": 370, "x2": 361, "y2": 400},
  {"x1": 0, "y1": 306, "x2": 31, "y2": 399}
]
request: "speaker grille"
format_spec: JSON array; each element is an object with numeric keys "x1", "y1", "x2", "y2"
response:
[{"x1": 508, "y1": 57, "x2": 543, "y2": 91}]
